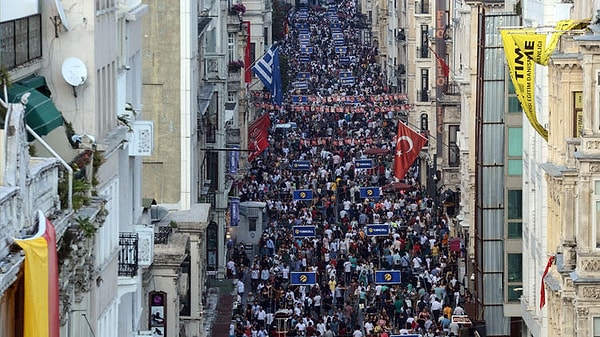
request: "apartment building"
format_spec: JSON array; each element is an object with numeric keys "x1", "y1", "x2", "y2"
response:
[
  {"x1": 0, "y1": 1, "x2": 153, "y2": 337},
  {"x1": 521, "y1": 1, "x2": 600, "y2": 336},
  {"x1": 453, "y1": 0, "x2": 523, "y2": 335}
]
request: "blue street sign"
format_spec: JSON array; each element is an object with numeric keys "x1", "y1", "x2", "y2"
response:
[
  {"x1": 355, "y1": 159, "x2": 373, "y2": 169},
  {"x1": 341, "y1": 76, "x2": 355, "y2": 86},
  {"x1": 375, "y1": 270, "x2": 401, "y2": 284},
  {"x1": 339, "y1": 56, "x2": 350, "y2": 64},
  {"x1": 290, "y1": 271, "x2": 317, "y2": 285},
  {"x1": 292, "y1": 160, "x2": 311, "y2": 170},
  {"x1": 334, "y1": 46, "x2": 347, "y2": 54},
  {"x1": 299, "y1": 56, "x2": 310, "y2": 63},
  {"x1": 292, "y1": 226, "x2": 316, "y2": 238},
  {"x1": 293, "y1": 81, "x2": 309, "y2": 89},
  {"x1": 300, "y1": 46, "x2": 314, "y2": 54},
  {"x1": 359, "y1": 187, "x2": 380, "y2": 199},
  {"x1": 334, "y1": 39, "x2": 345, "y2": 45},
  {"x1": 366, "y1": 224, "x2": 390, "y2": 236},
  {"x1": 292, "y1": 95, "x2": 309, "y2": 104},
  {"x1": 297, "y1": 72, "x2": 311, "y2": 80},
  {"x1": 293, "y1": 189, "x2": 313, "y2": 201}
]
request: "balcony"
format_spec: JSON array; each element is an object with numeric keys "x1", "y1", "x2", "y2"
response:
[
  {"x1": 118, "y1": 232, "x2": 139, "y2": 277},
  {"x1": 154, "y1": 225, "x2": 172, "y2": 244}
]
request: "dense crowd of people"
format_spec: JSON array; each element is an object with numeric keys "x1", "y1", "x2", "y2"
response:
[{"x1": 227, "y1": 1, "x2": 472, "y2": 336}]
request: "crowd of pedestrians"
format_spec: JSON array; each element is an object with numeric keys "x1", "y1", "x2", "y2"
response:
[{"x1": 227, "y1": 1, "x2": 473, "y2": 336}]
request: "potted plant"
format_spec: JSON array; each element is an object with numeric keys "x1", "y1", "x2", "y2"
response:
[
  {"x1": 228, "y1": 60, "x2": 245, "y2": 72},
  {"x1": 230, "y1": 3, "x2": 246, "y2": 14}
]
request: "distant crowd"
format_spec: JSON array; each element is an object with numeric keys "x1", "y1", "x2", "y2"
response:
[{"x1": 227, "y1": 1, "x2": 472, "y2": 337}]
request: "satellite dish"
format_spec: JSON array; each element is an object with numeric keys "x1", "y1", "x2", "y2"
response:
[
  {"x1": 61, "y1": 57, "x2": 87, "y2": 87},
  {"x1": 55, "y1": 0, "x2": 70, "y2": 30}
]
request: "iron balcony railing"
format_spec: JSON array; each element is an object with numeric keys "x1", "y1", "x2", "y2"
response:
[
  {"x1": 154, "y1": 226, "x2": 172, "y2": 244},
  {"x1": 118, "y1": 232, "x2": 139, "y2": 277}
]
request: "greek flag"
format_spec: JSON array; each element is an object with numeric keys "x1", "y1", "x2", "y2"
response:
[{"x1": 252, "y1": 45, "x2": 283, "y2": 106}]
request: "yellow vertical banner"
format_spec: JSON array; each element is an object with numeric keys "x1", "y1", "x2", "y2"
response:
[
  {"x1": 14, "y1": 210, "x2": 60, "y2": 337},
  {"x1": 501, "y1": 29, "x2": 549, "y2": 141}
]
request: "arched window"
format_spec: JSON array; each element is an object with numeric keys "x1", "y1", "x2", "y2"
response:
[{"x1": 206, "y1": 221, "x2": 218, "y2": 271}]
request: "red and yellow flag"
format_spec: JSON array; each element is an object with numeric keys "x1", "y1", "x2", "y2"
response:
[{"x1": 15, "y1": 210, "x2": 60, "y2": 337}]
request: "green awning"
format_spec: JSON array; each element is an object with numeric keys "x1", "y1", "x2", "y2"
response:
[{"x1": 8, "y1": 83, "x2": 64, "y2": 138}]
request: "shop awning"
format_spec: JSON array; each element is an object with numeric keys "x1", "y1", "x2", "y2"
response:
[{"x1": 8, "y1": 83, "x2": 63, "y2": 137}]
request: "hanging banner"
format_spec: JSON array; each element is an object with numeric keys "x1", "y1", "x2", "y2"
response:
[
  {"x1": 501, "y1": 29, "x2": 548, "y2": 141},
  {"x1": 229, "y1": 197, "x2": 240, "y2": 227},
  {"x1": 15, "y1": 211, "x2": 59, "y2": 337},
  {"x1": 228, "y1": 145, "x2": 239, "y2": 174}
]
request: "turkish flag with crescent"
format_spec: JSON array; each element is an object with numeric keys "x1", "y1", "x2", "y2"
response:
[
  {"x1": 247, "y1": 113, "x2": 271, "y2": 162},
  {"x1": 394, "y1": 122, "x2": 428, "y2": 180}
]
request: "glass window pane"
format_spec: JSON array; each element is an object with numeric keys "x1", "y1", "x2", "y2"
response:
[
  {"x1": 508, "y1": 127, "x2": 523, "y2": 156},
  {"x1": 507, "y1": 284, "x2": 522, "y2": 302},
  {"x1": 508, "y1": 190, "x2": 522, "y2": 219},
  {"x1": 596, "y1": 201, "x2": 600, "y2": 248},
  {"x1": 508, "y1": 160, "x2": 522, "y2": 176},
  {"x1": 507, "y1": 222, "x2": 522, "y2": 239},
  {"x1": 594, "y1": 317, "x2": 600, "y2": 336},
  {"x1": 507, "y1": 80, "x2": 515, "y2": 95},
  {"x1": 508, "y1": 253, "x2": 522, "y2": 282},
  {"x1": 508, "y1": 97, "x2": 521, "y2": 113},
  {"x1": 595, "y1": 181, "x2": 600, "y2": 195}
]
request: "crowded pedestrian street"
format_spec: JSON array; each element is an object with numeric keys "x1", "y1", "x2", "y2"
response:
[{"x1": 224, "y1": 1, "x2": 473, "y2": 336}]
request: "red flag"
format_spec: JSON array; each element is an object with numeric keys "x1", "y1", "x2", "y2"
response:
[
  {"x1": 394, "y1": 122, "x2": 427, "y2": 180},
  {"x1": 540, "y1": 255, "x2": 555, "y2": 309},
  {"x1": 248, "y1": 114, "x2": 271, "y2": 161},
  {"x1": 15, "y1": 210, "x2": 59, "y2": 337},
  {"x1": 428, "y1": 46, "x2": 449, "y2": 77}
]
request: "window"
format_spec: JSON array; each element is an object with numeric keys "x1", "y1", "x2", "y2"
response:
[
  {"x1": 419, "y1": 69, "x2": 429, "y2": 102},
  {"x1": 420, "y1": 25, "x2": 429, "y2": 58},
  {"x1": 206, "y1": 151, "x2": 219, "y2": 191},
  {"x1": 250, "y1": 42, "x2": 256, "y2": 67},
  {"x1": 594, "y1": 317, "x2": 600, "y2": 337},
  {"x1": 594, "y1": 181, "x2": 600, "y2": 248},
  {"x1": 508, "y1": 127, "x2": 522, "y2": 176},
  {"x1": 228, "y1": 91, "x2": 237, "y2": 102},
  {"x1": 449, "y1": 125, "x2": 459, "y2": 167},
  {"x1": 507, "y1": 80, "x2": 521, "y2": 114},
  {"x1": 228, "y1": 33, "x2": 236, "y2": 63},
  {"x1": 264, "y1": 27, "x2": 269, "y2": 50},
  {"x1": 507, "y1": 254, "x2": 522, "y2": 282},
  {"x1": 507, "y1": 284, "x2": 522, "y2": 302},
  {"x1": 507, "y1": 190, "x2": 522, "y2": 219},
  {"x1": 507, "y1": 222, "x2": 522, "y2": 239},
  {"x1": 0, "y1": 15, "x2": 42, "y2": 70},
  {"x1": 574, "y1": 91, "x2": 583, "y2": 136},
  {"x1": 420, "y1": 113, "x2": 428, "y2": 131},
  {"x1": 249, "y1": 218, "x2": 257, "y2": 231}
]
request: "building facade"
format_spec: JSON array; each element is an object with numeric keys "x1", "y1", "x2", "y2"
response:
[{"x1": 1, "y1": 1, "x2": 153, "y2": 337}]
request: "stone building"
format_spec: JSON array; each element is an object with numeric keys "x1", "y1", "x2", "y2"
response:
[{"x1": 0, "y1": 1, "x2": 154, "y2": 337}]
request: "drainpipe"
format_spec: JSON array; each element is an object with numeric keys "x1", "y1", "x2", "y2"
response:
[{"x1": 25, "y1": 125, "x2": 73, "y2": 210}]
